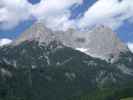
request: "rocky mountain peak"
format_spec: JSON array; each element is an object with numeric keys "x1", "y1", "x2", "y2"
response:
[
  {"x1": 13, "y1": 22, "x2": 129, "y2": 61},
  {"x1": 85, "y1": 25, "x2": 128, "y2": 60},
  {"x1": 14, "y1": 22, "x2": 56, "y2": 45}
]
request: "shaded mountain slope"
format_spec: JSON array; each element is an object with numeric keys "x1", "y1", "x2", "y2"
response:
[{"x1": 0, "y1": 40, "x2": 133, "y2": 100}]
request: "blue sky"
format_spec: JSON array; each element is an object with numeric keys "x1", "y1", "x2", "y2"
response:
[
  {"x1": 0, "y1": 20, "x2": 33, "y2": 39},
  {"x1": 0, "y1": 0, "x2": 133, "y2": 43},
  {"x1": 28, "y1": 0, "x2": 41, "y2": 4}
]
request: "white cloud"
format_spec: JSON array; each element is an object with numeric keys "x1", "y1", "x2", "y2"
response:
[
  {"x1": 31, "y1": 0, "x2": 83, "y2": 31},
  {"x1": 0, "y1": 0, "x2": 32, "y2": 30},
  {"x1": 42, "y1": 13, "x2": 75, "y2": 31},
  {"x1": 78, "y1": 0, "x2": 133, "y2": 30},
  {"x1": 127, "y1": 42, "x2": 133, "y2": 53},
  {"x1": 31, "y1": 0, "x2": 82, "y2": 17},
  {"x1": 0, "y1": 38, "x2": 12, "y2": 46},
  {"x1": 0, "y1": 0, "x2": 133, "y2": 31},
  {"x1": 0, "y1": 0, "x2": 83, "y2": 30}
]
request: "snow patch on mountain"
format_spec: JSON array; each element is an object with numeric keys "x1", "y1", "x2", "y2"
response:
[{"x1": 76, "y1": 48, "x2": 88, "y2": 53}]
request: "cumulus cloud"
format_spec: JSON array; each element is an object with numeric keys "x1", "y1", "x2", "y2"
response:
[
  {"x1": 127, "y1": 42, "x2": 133, "y2": 53},
  {"x1": 31, "y1": 0, "x2": 83, "y2": 31},
  {"x1": 0, "y1": 0, "x2": 82, "y2": 30},
  {"x1": 0, "y1": 0, "x2": 133, "y2": 31},
  {"x1": 31, "y1": 0, "x2": 82, "y2": 17},
  {"x1": 0, "y1": 0, "x2": 32, "y2": 30},
  {"x1": 0, "y1": 38, "x2": 12, "y2": 46},
  {"x1": 78, "y1": 0, "x2": 133, "y2": 30}
]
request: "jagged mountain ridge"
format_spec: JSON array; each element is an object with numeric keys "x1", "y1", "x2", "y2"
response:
[{"x1": 14, "y1": 22, "x2": 128, "y2": 60}]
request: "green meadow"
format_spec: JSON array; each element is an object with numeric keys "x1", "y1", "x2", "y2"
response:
[{"x1": 121, "y1": 97, "x2": 133, "y2": 100}]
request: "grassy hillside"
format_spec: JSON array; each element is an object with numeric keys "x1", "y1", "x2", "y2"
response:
[
  {"x1": 70, "y1": 83, "x2": 133, "y2": 100},
  {"x1": 121, "y1": 97, "x2": 133, "y2": 100}
]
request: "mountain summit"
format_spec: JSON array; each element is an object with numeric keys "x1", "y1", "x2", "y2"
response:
[
  {"x1": 79, "y1": 25, "x2": 128, "y2": 60},
  {"x1": 14, "y1": 22, "x2": 128, "y2": 60},
  {"x1": 0, "y1": 23, "x2": 133, "y2": 100},
  {"x1": 14, "y1": 23, "x2": 55, "y2": 45}
]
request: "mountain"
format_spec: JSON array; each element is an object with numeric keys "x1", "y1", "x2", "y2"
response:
[
  {"x1": 14, "y1": 22, "x2": 128, "y2": 61},
  {"x1": 0, "y1": 22, "x2": 133, "y2": 100},
  {"x1": 79, "y1": 25, "x2": 128, "y2": 60},
  {"x1": 14, "y1": 23, "x2": 55, "y2": 45}
]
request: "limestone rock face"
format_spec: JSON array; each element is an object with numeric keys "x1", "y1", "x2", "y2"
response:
[
  {"x1": 14, "y1": 22, "x2": 128, "y2": 60},
  {"x1": 79, "y1": 25, "x2": 128, "y2": 60},
  {"x1": 14, "y1": 23, "x2": 56, "y2": 45}
]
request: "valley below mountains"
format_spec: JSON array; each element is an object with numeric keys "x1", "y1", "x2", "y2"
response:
[{"x1": 0, "y1": 23, "x2": 133, "y2": 100}]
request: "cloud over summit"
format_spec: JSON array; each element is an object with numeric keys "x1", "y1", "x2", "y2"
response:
[{"x1": 31, "y1": 0, "x2": 83, "y2": 30}]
